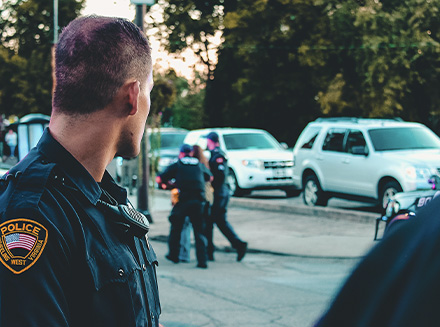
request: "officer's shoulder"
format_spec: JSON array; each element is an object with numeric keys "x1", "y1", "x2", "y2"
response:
[
  {"x1": 180, "y1": 157, "x2": 199, "y2": 165},
  {"x1": 1, "y1": 153, "x2": 57, "y2": 212},
  {"x1": 211, "y1": 150, "x2": 227, "y2": 164},
  {"x1": 213, "y1": 148, "x2": 228, "y2": 160}
]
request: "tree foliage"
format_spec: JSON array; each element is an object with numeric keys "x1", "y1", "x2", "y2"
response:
[
  {"x1": 152, "y1": 0, "x2": 440, "y2": 144},
  {"x1": 151, "y1": 0, "x2": 224, "y2": 79},
  {"x1": 149, "y1": 69, "x2": 206, "y2": 130},
  {"x1": 0, "y1": 0, "x2": 84, "y2": 117}
]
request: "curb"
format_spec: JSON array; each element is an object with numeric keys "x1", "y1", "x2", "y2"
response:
[
  {"x1": 148, "y1": 189, "x2": 376, "y2": 259},
  {"x1": 150, "y1": 189, "x2": 378, "y2": 224},
  {"x1": 229, "y1": 197, "x2": 378, "y2": 224}
]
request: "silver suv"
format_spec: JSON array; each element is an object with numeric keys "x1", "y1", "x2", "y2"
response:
[{"x1": 292, "y1": 118, "x2": 440, "y2": 208}]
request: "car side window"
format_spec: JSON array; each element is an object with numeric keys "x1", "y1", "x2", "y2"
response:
[
  {"x1": 322, "y1": 129, "x2": 346, "y2": 152},
  {"x1": 298, "y1": 127, "x2": 321, "y2": 149},
  {"x1": 346, "y1": 130, "x2": 368, "y2": 154}
]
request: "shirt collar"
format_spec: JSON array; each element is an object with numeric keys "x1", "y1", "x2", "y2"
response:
[{"x1": 36, "y1": 128, "x2": 107, "y2": 205}]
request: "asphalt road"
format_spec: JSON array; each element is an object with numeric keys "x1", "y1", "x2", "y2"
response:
[
  {"x1": 153, "y1": 240, "x2": 360, "y2": 327},
  {"x1": 140, "y1": 190, "x2": 380, "y2": 327}
]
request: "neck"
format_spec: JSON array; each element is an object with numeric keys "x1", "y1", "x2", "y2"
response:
[{"x1": 49, "y1": 110, "x2": 119, "y2": 182}]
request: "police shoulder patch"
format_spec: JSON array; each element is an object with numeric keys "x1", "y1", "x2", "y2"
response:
[{"x1": 0, "y1": 218, "x2": 48, "y2": 274}]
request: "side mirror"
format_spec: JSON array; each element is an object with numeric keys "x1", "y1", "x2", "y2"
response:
[{"x1": 351, "y1": 145, "x2": 368, "y2": 156}]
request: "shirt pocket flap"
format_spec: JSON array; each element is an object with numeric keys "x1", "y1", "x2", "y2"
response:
[{"x1": 88, "y1": 246, "x2": 141, "y2": 291}]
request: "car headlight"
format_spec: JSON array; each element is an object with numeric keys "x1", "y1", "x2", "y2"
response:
[
  {"x1": 241, "y1": 159, "x2": 264, "y2": 170},
  {"x1": 405, "y1": 166, "x2": 432, "y2": 180}
]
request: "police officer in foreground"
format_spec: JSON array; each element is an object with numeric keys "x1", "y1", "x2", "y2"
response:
[
  {"x1": 0, "y1": 16, "x2": 161, "y2": 326},
  {"x1": 156, "y1": 144, "x2": 212, "y2": 268},
  {"x1": 205, "y1": 132, "x2": 247, "y2": 261}
]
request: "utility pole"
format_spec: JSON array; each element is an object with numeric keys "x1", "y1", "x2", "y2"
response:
[
  {"x1": 132, "y1": 0, "x2": 155, "y2": 223},
  {"x1": 53, "y1": 0, "x2": 58, "y2": 44},
  {"x1": 52, "y1": 0, "x2": 59, "y2": 94}
]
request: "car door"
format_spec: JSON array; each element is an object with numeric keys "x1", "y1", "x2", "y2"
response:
[
  {"x1": 341, "y1": 129, "x2": 376, "y2": 197},
  {"x1": 318, "y1": 128, "x2": 348, "y2": 192}
]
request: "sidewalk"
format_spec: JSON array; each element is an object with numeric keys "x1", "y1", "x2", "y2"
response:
[{"x1": 131, "y1": 189, "x2": 380, "y2": 259}]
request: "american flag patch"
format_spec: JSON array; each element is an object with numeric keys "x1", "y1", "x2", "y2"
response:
[
  {"x1": 0, "y1": 218, "x2": 48, "y2": 274},
  {"x1": 5, "y1": 233, "x2": 36, "y2": 251}
]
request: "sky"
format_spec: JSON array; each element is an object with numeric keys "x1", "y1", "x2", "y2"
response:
[{"x1": 81, "y1": 0, "x2": 201, "y2": 80}]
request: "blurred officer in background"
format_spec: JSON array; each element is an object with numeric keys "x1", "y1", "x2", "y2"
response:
[
  {"x1": 0, "y1": 16, "x2": 161, "y2": 327},
  {"x1": 205, "y1": 132, "x2": 247, "y2": 262},
  {"x1": 179, "y1": 144, "x2": 213, "y2": 263},
  {"x1": 156, "y1": 144, "x2": 212, "y2": 268}
]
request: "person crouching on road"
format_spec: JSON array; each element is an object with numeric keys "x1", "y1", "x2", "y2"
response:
[
  {"x1": 156, "y1": 144, "x2": 213, "y2": 268},
  {"x1": 206, "y1": 131, "x2": 248, "y2": 262}
]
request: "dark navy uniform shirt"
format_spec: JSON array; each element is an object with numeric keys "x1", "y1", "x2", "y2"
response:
[
  {"x1": 159, "y1": 156, "x2": 212, "y2": 201},
  {"x1": 0, "y1": 129, "x2": 161, "y2": 327},
  {"x1": 209, "y1": 147, "x2": 229, "y2": 193}
]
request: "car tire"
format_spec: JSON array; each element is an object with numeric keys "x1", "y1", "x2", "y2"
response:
[
  {"x1": 227, "y1": 169, "x2": 251, "y2": 197},
  {"x1": 303, "y1": 174, "x2": 328, "y2": 206},
  {"x1": 379, "y1": 180, "x2": 402, "y2": 209}
]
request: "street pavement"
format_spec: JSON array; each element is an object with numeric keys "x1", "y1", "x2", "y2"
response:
[
  {"x1": 130, "y1": 189, "x2": 381, "y2": 259},
  {"x1": 129, "y1": 189, "x2": 381, "y2": 327}
]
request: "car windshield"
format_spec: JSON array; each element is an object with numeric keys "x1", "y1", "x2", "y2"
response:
[
  {"x1": 368, "y1": 126, "x2": 440, "y2": 151},
  {"x1": 223, "y1": 132, "x2": 281, "y2": 150},
  {"x1": 150, "y1": 132, "x2": 187, "y2": 149}
]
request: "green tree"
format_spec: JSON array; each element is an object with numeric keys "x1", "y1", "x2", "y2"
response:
[
  {"x1": 150, "y1": 0, "x2": 225, "y2": 80},
  {"x1": 0, "y1": 0, "x2": 84, "y2": 117},
  {"x1": 301, "y1": 0, "x2": 440, "y2": 131},
  {"x1": 205, "y1": 0, "x2": 327, "y2": 144},
  {"x1": 150, "y1": 69, "x2": 206, "y2": 130},
  {"x1": 153, "y1": 0, "x2": 440, "y2": 142}
]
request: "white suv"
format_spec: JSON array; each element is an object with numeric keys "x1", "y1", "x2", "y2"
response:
[
  {"x1": 292, "y1": 118, "x2": 440, "y2": 207},
  {"x1": 184, "y1": 128, "x2": 297, "y2": 197}
]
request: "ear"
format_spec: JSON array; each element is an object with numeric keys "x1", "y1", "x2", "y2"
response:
[{"x1": 127, "y1": 80, "x2": 140, "y2": 116}]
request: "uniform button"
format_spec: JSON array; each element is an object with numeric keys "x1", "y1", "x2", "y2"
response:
[
  {"x1": 118, "y1": 268, "x2": 124, "y2": 276},
  {"x1": 142, "y1": 264, "x2": 147, "y2": 271}
]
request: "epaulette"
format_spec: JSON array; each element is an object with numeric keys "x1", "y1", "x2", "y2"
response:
[
  {"x1": 212, "y1": 148, "x2": 228, "y2": 161},
  {"x1": 1, "y1": 156, "x2": 57, "y2": 213}
]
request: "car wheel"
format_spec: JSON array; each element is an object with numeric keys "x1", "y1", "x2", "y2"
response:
[
  {"x1": 227, "y1": 169, "x2": 237, "y2": 196},
  {"x1": 380, "y1": 181, "x2": 402, "y2": 209},
  {"x1": 227, "y1": 169, "x2": 250, "y2": 197},
  {"x1": 303, "y1": 174, "x2": 328, "y2": 206}
]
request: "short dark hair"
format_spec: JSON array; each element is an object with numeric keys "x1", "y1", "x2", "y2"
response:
[{"x1": 53, "y1": 15, "x2": 152, "y2": 115}]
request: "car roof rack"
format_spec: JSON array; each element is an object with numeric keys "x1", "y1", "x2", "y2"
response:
[{"x1": 314, "y1": 117, "x2": 404, "y2": 123}]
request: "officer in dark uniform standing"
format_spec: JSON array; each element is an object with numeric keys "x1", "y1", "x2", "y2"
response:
[
  {"x1": 205, "y1": 131, "x2": 247, "y2": 261},
  {"x1": 0, "y1": 16, "x2": 161, "y2": 326},
  {"x1": 156, "y1": 144, "x2": 212, "y2": 268}
]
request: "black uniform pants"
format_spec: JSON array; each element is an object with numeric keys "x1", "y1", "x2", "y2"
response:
[
  {"x1": 206, "y1": 191, "x2": 243, "y2": 255},
  {"x1": 168, "y1": 200, "x2": 208, "y2": 265}
]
